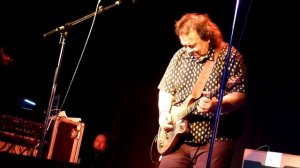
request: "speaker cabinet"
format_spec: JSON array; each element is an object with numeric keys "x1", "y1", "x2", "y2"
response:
[
  {"x1": 242, "y1": 148, "x2": 300, "y2": 168},
  {"x1": 47, "y1": 116, "x2": 85, "y2": 163}
]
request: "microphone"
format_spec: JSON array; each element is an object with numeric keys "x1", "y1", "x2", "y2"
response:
[{"x1": 43, "y1": 23, "x2": 72, "y2": 38}]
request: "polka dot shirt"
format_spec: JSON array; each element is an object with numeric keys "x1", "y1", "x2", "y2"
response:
[{"x1": 158, "y1": 43, "x2": 247, "y2": 144}]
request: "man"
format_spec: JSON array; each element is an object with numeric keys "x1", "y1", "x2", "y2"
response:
[
  {"x1": 0, "y1": 47, "x2": 13, "y2": 66},
  {"x1": 0, "y1": 46, "x2": 17, "y2": 113},
  {"x1": 80, "y1": 133, "x2": 116, "y2": 168},
  {"x1": 93, "y1": 134, "x2": 109, "y2": 153},
  {"x1": 157, "y1": 13, "x2": 247, "y2": 168}
]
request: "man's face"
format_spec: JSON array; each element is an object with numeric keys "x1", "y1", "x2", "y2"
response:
[
  {"x1": 179, "y1": 30, "x2": 210, "y2": 59},
  {"x1": 93, "y1": 134, "x2": 108, "y2": 152}
]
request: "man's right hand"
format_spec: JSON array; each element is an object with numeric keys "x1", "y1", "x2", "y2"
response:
[{"x1": 159, "y1": 112, "x2": 173, "y2": 131}]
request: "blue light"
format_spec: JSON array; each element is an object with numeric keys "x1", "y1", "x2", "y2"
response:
[{"x1": 24, "y1": 99, "x2": 36, "y2": 106}]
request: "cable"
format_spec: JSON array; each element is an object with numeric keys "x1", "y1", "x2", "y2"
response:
[
  {"x1": 255, "y1": 145, "x2": 270, "y2": 151},
  {"x1": 150, "y1": 134, "x2": 162, "y2": 168},
  {"x1": 59, "y1": 0, "x2": 102, "y2": 110}
]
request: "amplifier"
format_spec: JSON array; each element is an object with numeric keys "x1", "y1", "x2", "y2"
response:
[
  {"x1": 46, "y1": 116, "x2": 85, "y2": 164},
  {"x1": 0, "y1": 140, "x2": 38, "y2": 157},
  {"x1": 243, "y1": 148, "x2": 300, "y2": 168}
]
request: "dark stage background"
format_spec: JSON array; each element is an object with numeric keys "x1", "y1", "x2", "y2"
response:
[{"x1": 1, "y1": 0, "x2": 299, "y2": 167}]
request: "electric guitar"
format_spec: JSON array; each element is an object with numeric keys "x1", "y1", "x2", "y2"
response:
[{"x1": 156, "y1": 76, "x2": 240, "y2": 155}]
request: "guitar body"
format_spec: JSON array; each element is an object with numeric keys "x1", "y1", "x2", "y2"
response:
[
  {"x1": 156, "y1": 96, "x2": 195, "y2": 155},
  {"x1": 157, "y1": 119, "x2": 188, "y2": 155}
]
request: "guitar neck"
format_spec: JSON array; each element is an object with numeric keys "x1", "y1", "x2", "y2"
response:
[
  {"x1": 173, "y1": 88, "x2": 218, "y2": 121},
  {"x1": 175, "y1": 98, "x2": 200, "y2": 121},
  {"x1": 174, "y1": 75, "x2": 240, "y2": 121}
]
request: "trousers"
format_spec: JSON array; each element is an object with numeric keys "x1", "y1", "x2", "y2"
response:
[{"x1": 158, "y1": 140, "x2": 235, "y2": 168}]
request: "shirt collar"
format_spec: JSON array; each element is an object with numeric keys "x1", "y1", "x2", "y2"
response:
[{"x1": 188, "y1": 47, "x2": 215, "y2": 63}]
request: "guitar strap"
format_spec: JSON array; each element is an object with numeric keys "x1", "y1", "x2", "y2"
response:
[{"x1": 191, "y1": 49, "x2": 220, "y2": 99}]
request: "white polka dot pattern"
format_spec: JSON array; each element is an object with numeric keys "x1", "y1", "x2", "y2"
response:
[{"x1": 158, "y1": 43, "x2": 247, "y2": 144}]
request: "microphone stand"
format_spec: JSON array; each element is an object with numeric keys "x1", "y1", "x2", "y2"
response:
[
  {"x1": 206, "y1": 0, "x2": 240, "y2": 167},
  {"x1": 43, "y1": 0, "x2": 121, "y2": 38},
  {"x1": 37, "y1": 30, "x2": 67, "y2": 158},
  {"x1": 37, "y1": 0, "x2": 121, "y2": 158}
]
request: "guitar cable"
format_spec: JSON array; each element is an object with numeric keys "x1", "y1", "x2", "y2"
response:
[{"x1": 150, "y1": 134, "x2": 161, "y2": 167}]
